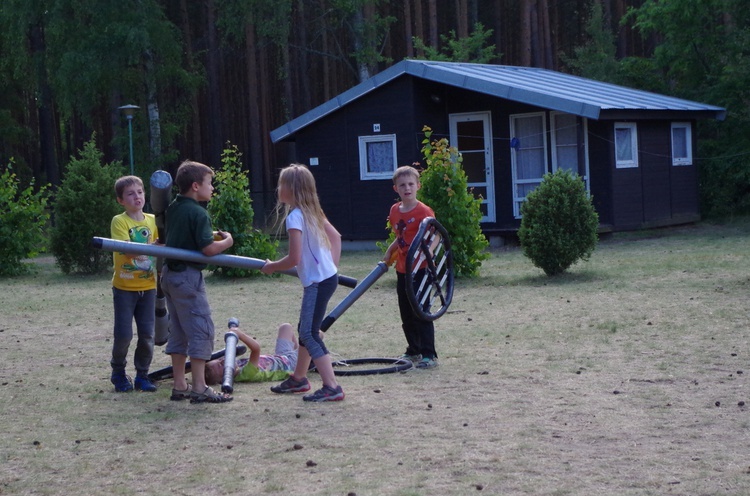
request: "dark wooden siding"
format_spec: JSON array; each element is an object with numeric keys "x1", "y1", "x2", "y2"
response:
[
  {"x1": 587, "y1": 120, "x2": 613, "y2": 227},
  {"x1": 640, "y1": 121, "x2": 672, "y2": 223},
  {"x1": 670, "y1": 120, "x2": 700, "y2": 221}
]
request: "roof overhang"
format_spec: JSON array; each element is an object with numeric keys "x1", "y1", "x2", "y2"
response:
[{"x1": 271, "y1": 60, "x2": 726, "y2": 143}]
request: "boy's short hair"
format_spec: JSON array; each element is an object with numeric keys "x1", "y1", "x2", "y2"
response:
[
  {"x1": 114, "y1": 176, "x2": 144, "y2": 199},
  {"x1": 204, "y1": 357, "x2": 225, "y2": 386},
  {"x1": 175, "y1": 160, "x2": 214, "y2": 194},
  {"x1": 392, "y1": 165, "x2": 421, "y2": 184}
]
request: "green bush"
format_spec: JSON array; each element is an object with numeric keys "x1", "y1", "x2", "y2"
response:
[
  {"x1": 0, "y1": 161, "x2": 51, "y2": 276},
  {"x1": 417, "y1": 126, "x2": 489, "y2": 277},
  {"x1": 50, "y1": 137, "x2": 122, "y2": 274},
  {"x1": 518, "y1": 169, "x2": 599, "y2": 276},
  {"x1": 207, "y1": 143, "x2": 277, "y2": 277}
]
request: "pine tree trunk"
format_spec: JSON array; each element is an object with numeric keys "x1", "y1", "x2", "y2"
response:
[
  {"x1": 206, "y1": 0, "x2": 223, "y2": 165},
  {"x1": 414, "y1": 0, "x2": 425, "y2": 57},
  {"x1": 245, "y1": 20, "x2": 265, "y2": 224},
  {"x1": 428, "y1": 0, "x2": 438, "y2": 49},
  {"x1": 404, "y1": 0, "x2": 414, "y2": 58}
]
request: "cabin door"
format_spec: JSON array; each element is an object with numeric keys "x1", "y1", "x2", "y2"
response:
[
  {"x1": 449, "y1": 111, "x2": 495, "y2": 222},
  {"x1": 510, "y1": 112, "x2": 548, "y2": 218}
]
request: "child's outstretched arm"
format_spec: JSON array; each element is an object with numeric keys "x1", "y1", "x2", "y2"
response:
[
  {"x1": 325, "y1": 220, "x2": 342, "y2": 266},
  {"x1": 232, "y1": 328, "x2": 261, "y2": 367},
  {"x1": 261, "y1": 229, "x2": 301, "y2": 274}
]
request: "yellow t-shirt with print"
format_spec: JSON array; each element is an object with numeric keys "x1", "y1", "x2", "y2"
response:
[{"x1": 111, "y1": 212, "x2": 158, "y2": 291}]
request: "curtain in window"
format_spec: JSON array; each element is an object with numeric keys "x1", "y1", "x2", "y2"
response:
[
  {"x1": 367, "y1": 141, "x2": 394, "y2": 173},
  {"x1": 554, "y1": 114, "x2": 578, "y2": 173},
  {"x1": 615, "y1": 128, "x2": 633, "y2": 161},
  {"x1": 672, "y1": 128, "x2": 687, "y2": 158}
]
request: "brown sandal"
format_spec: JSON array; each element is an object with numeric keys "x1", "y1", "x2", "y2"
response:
[
  {"x1": 190, "y1": 386, "x2": 233, "y2": 404},
  {"x1": 170, "y1": 385, "x2": 192, "y2": 401}
]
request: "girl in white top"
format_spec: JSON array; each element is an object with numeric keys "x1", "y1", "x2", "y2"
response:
[{"x1": 261, "y1": 164, "x2": 345, "y2": 402}]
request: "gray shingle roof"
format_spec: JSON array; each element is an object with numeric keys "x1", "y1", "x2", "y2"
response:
[{"x1": 271, "y1": 60, "x2": 726, "y2": 143}]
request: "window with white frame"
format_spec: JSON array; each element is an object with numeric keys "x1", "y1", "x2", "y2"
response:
[
  {"x1": 358, "y1": 134, "x2": 397, "y2": 180},
  {"x1": 614, "y1": 122, "x2": 638, "y2": 168},
  {"x1": 671, "y1": 122, "x2": 693, "y2": 166}
]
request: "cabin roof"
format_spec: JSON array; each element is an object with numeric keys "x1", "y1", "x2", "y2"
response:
[{"x1": 271, "y1": 60, "x2": 726, "y2": 143}]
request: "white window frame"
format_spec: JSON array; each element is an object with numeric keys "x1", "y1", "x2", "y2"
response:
[
  {"x1": 671, "y1": 122, "x2": 693, "y2": 166},
  {"x1": 614, "y1": 122, "x2": 639, "y2": 168},
  {"x1": 358, "y1": 134, "x2": 397, "y2": 180}
]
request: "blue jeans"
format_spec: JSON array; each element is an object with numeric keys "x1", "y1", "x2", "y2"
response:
[
  {"x1": 111, "y1": 287, "x2": 156, "y2": 376},
  {"x1": 298, "y1": 275, "x2": 338, "y2": 360}
]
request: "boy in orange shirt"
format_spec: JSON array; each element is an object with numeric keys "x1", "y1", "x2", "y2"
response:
[{"x1": 383, "y1": 166, "x2": 438, "y2": 369}]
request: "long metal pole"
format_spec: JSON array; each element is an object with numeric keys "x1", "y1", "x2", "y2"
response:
[
  {"x1": 91, "y1": 236, "x2": 357, "y2": 288},
  {"x1": 319, "y1": 261, "x2": 389, "y2": 331}
]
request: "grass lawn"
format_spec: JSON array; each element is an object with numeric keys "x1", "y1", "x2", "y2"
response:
[{"x1": 1, "y1": 219, "x2": 749, "y2": 495}]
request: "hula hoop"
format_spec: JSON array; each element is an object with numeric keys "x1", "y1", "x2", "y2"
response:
[{"x1": 309, "y1": 357, "x2": 413, "y2": 376}]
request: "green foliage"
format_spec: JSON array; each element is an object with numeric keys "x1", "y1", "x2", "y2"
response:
[
  {"x1": 417, "y1": 126, "x2": 489, "y2": 277},
  {"x1": 207, "y1": 143, "x2": 277, "y2": 277},
  {"x1": 562, "y1": 3, "x2": 621, "y2": 83},
  {"x1": 413, "y1": 23, "x2": 499, "y2": 63},
  {"x1": 0, "y1": 160, "x2": 50, "y2": 276},
  {"x1": 518, "y1": 169, "x2": 599, "y2": 276},
  {"x1": 623, "y1": 0, "x2": 750, "y2": 217},
  {"x1": 49, "y1": 137, "x2": 122, "y2": 274}
]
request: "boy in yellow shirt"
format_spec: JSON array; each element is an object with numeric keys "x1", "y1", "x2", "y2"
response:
[{"x1": 110, "y1": 176, "x2": 159, "y2": 392}]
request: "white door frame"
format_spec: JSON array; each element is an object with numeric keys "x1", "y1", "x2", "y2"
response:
[{"x1": 449, "y1": 111, "x2": 495, "y2": 223}]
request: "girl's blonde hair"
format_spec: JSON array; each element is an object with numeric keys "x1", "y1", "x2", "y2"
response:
[{"x1": 273, "y1": 163, "x2": 330, "y2": 249}]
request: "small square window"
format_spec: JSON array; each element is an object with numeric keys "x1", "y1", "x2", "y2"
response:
[
  {"x1": 671, "y1": 122, "x2": 692, "y2": 166},
  {"x1": 358, "y1": 134, "x2": 397, "y2": 180},
  {"x1": 614, "y1": 122, "x2": 638, "y2": 168}
]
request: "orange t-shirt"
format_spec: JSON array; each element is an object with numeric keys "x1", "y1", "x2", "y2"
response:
[{"x1": 388, "y1": 201, "x2": 435, "y2": 274}]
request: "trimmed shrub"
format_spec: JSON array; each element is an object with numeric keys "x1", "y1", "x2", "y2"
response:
[
  {"x1": 50, "y1": 137, "x2": 122, "y2": 274},
  {"x1": 0, "y1": 161, "x2": 51, "y2": 276},
  {"x1": 518, "y1": 169, "x2": 599, "y2": 276},
  {"x1": 207, "y1": 143, "x2": 277, "y2": 277}
]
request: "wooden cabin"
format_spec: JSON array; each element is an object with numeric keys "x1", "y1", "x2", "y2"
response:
[{"x1": 271, "y1": 60, "x2": 726, "y2": 241}]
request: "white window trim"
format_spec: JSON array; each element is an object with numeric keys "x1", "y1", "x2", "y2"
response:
[
  {"x1": 614, "y1": 122, "x2": 639, "y2": 169},
  {"x1": 671, "y1": 122, "x2": 693, "y2": 166},
  {"x1": 358, "y1": 134, "x2": 397, "y2": 180}
]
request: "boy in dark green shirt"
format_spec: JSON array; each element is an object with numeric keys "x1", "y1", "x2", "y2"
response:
[{"x1": 161, "y1": 160, "x2": 234, "y2": 404}]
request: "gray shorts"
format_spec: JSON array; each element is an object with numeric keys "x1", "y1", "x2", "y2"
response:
[
  {"x1": 161, "y1": 266, "x2": 215, "y2": 360},
  {"x1": 275, "y1": 338, "x2": 298, "y2": 370}
]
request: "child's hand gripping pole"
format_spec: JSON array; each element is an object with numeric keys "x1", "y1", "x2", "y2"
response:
[{"x1": 222, "y1": 318, "x2": 240, "y2": 394}]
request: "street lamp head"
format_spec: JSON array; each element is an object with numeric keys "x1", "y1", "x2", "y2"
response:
[{"x1": 118, "y1": 104, "x2": 140, "y2": 119}]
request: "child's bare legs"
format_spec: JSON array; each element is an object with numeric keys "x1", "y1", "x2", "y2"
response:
[
  {"x1": 190, "y1": 358, "x2": 207, "y2": 392},
  {"x1": 171, "y1": 353, "x2": 188, "y2": 391},
  {"x1": 277, "y1": 323, "x2": 296, "y2": 345},
  {"x1": 311, "y1": 353, "x2": 338, "y2": 389},
  {"x1": 291, "y1": 345, "x2": 311, "y2": 382},
  {"x1": 288, "y1": 330, "x2": 336, "y2": 388}
]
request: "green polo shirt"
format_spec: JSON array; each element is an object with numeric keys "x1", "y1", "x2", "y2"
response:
[{"x1": 164, "y1": 195, "x2": 214, "y2": 271}]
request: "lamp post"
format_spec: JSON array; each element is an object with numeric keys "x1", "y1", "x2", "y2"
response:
[{"x1": 118, "y1": 104, "x2": 140, "y2": 175}]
